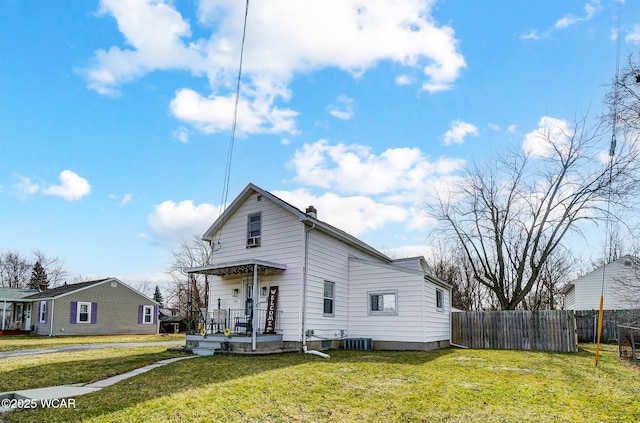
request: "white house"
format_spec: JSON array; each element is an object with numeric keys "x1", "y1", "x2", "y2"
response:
[
  {"x1": 563, "y1": 255, "x2": 640, "y2": 310},
  {"x1": 186, "y1": 183, "x2": 451, "y2": 354}
]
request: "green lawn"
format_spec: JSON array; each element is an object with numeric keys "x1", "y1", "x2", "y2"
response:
[
  {"x1": 3, "y1": 343, "x2": 639, "y2": 422},
  {"x1": 0, "y1": 334, "x2": 184, "y2": 352}
]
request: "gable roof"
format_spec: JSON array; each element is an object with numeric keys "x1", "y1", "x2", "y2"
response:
[
  {"x1": 0, "y1": 288, "x2": 39, "y2": 301},
  {"x1": 25, "y1": 278, "x2": 158, "y2": 304},
  {"x1": 202, "y1": 183, "x2": 392, "y2": 263}
]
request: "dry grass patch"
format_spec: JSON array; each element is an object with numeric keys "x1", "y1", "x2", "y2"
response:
[{"x1": 0, "y1": 334, "x2": 184, "y2": 352}]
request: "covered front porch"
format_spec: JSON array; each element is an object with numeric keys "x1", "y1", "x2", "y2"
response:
[
  {"x1": 1, "y1": 288, "x2": 38, "y2": 335},
  {"x1": 185, "y1": 259, "x2": 288, "y2": 355}
]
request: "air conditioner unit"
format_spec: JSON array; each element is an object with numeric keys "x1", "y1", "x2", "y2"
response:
[{"x1": 247, "y1": 237, "x2": 260, "y2": 247}]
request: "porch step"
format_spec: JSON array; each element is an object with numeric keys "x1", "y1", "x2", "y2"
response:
[{"x1": 192, "y1": 340, "x2": 222, "y2": 357}]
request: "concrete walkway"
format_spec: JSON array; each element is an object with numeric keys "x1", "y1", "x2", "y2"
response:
[
  {"x1": 0, "y1": 340, "x2": 184, "y2": 359},
  {"x1": 0, "y1": 355, "x2": 196, "y2": 414}
]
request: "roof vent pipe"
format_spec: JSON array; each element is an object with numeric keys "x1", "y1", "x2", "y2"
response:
[{"x1": 305, "y1": 206, "x2": 317, "y2": 219}]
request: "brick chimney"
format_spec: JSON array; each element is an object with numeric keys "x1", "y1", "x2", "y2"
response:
[{"x1": 305, "y1": 205, "x2": 317, "y2": 219}]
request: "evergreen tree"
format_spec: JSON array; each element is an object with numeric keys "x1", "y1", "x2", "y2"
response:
[
  {"x1": 29, "y1": 261, "x2": 48, "y2": 290},
  {"x1": 153, "y1": 285, "x2": 164, "y2": 307}
]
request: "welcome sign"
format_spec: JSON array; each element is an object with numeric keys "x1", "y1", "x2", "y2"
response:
[{"x1": 264, "y1": 286, "x2": 278, "y2": 334}]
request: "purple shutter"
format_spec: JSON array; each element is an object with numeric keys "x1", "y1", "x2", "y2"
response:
[
  {"x1": 152, "y1": 306, "x2": 158, "y2": 324},
  {"x1": 138, "y1": 305, "x2": 143, "y2": 324},
  {"x1": 90, "y1": 302, "x2": 98, "y2": 324},
  {"x1": 70, "y1": 302, "x2": 77, "y2": 324}
]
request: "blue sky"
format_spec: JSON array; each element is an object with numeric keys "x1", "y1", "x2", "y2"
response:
[{"x1": 1, "y1": 0, "x2": 639, "y2": 289}]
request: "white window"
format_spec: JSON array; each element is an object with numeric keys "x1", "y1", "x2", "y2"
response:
[
  {"x1": 436, "y1": 289, "x2": 444, "y2": 310},
  {"x1": 369, "y1": 291, "x2": 398, "y2": 315},
  {"x1": 143, "y1": 305, "x2": 154, "y2": 324},
  {"x1": 323, "y1": 281, "x2": 335, "y2": 316},
  {"x1": 247, "y1": 213, "x2": 261, "y2": 247},
  {"x1": 77, "y1": 302, "x2": 91, "y2": 323},
  {"x1": 39, "y1": 301, "x2": 47, "y2": 323}
]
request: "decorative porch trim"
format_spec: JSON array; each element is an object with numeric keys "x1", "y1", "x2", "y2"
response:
[{"x1": 184, "y1": 259, "x2": 287, "y2": 276}]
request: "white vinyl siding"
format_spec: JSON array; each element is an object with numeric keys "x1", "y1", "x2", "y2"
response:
[
  {"x1": 206, "y1": 193, "x2": 304, "y2": 342},
  {"x1": 568, "y1": 258, "x2": 640, "y2": 310}
]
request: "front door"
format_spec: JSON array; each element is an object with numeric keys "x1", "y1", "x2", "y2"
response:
[{"x1": 23, "y1": 303, "x2": 31, "y2": 330}]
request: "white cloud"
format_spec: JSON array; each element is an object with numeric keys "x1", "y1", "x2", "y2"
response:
[
  {"x1": 626, "y1": 24, "x2": 640, "y2": 45},
  {"x1": 443, "y1": 120, "x2": 478, "y2": 146},
  {"x1": 274, "y1": 188, "x2": 408, "y2": 237},
  {"x1": 42, "y1": 170, "x2": 91, "y2": 201},
  {"x1": 522, "y1": 116, "x2": 572, "y2": 158},
  {"x1": 82, "y1": 0, "x2": 465, "y2": 134},
  {"x1": 521, "y1": 30, "x2": 540, "y2": 40},
  {"x1": 121, "y1": 193, "x2": 133, "y2": 206},
  {"x1": 395, "y1": 74, "x2": 414, "y2": 85},
  {"x1": 147, "y1": 199, "x2": 222, "y2": 246},
  {"x1": 289, "y1": 139, "x2": 465, "y2": 195},
  {"x1": 173, "y1": 127, "x2": 189, "y2": 143},
  {"x1": 327, "y1": 95, "x2": 354, "y2": 120},
  {"x1": 12, "y1": 174, "x2": 40, "y2": 199},
  {"x1": 554, "y1": 2, "x2": 600, "y2": 29}
]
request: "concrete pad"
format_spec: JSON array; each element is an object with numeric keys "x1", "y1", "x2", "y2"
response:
[{"x1": 12, "y1": 385, "x2": 101, "y2": 400}]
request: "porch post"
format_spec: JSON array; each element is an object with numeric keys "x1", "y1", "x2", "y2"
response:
[{"x1": 252, "y1": 263, "x2": 258, "y2": 351}]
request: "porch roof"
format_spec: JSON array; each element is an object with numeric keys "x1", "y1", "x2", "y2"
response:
[{"x1": 185, "y1": 259, "x2": 287, "y2": 276}]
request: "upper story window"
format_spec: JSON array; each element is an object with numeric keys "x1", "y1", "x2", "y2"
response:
[{"x1": 247, "y1": 213, "x2": 261, "y2": 247}]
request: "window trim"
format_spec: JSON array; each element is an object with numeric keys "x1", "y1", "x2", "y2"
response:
[
  {"x1": 436, "y1": 288, "x2": 444, "y2": 311},
  {"x1": 368, "y1": 291, "x2": 398, "y2": 315},
  {"x1": 142, "y1": 305, "x2": 154, "y2": 324},
  {"x1": 246, "y1": 212, "x2": 262, "y2": 248},
  {"x1": 77, "y1": 301, "x2": 92, "y2": 324},
  {"x1": 323, "y1": 281, "x2": 335, "y2": 317}
]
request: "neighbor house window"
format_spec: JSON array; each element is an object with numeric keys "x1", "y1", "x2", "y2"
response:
[
  {"x1": 247, "y1": 213, "x2": 261, "y2": 247},
  {"x1": 139, "y1": 305, "x2": 157, "y2": 325},
  {"x1": 369, "y1": 292, "x2": 398, "y2": 315},
  {"x1": 323, "y1": 281, "x2": 335, "y2": 316},
  {"x1": 143, "y1": 305, "x2": 154, "y2": 324},
  {"x1": 39, "y1": 301, "x2": 47, "y2": 323},
  {"x1": 436, "y1": 289, "x2": 444, "y2": 310},
  {"x1": 71, "y1": 301, "x2": 97, "y2": 324},
  {"x1": 78, "y1": 302, "x2": 91, "y2": 323}
]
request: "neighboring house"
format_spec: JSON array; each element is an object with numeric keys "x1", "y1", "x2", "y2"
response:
[
  {"x1": 26, "y1": 278, "x2": 159, "y2": 336},
  {"x1": 187, "y1": 183, "x2": 451, "y2": 352},
  {"x1": 563, "y1": 255, "x2": 640, "y2": 310},
  {"x1": 0, "y1": 288, "x2": 39, "y2": 334},
  {"x1": 159, "y1": 308, "x2": 186, "y2": 333}
]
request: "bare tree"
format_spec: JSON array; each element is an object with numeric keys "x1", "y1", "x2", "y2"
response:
[
  {"x1": 605, "y1": 53, "x2": 640, "y2": 137},
  {"x1": 32, "y1": 249, "x2": 68, "y2": 288},
  {"x1": 425, "y1": 245, "x2": 489, "y2": 310},
  {"x1": 0, "y1": 251, "x2": 31, "y2": 288},
  {"x1": 166, "y1": 236, "x2": 211, "y2": 317},
  {"x1": 429, "y1": 116, "x2": 640, "y2": 310}
]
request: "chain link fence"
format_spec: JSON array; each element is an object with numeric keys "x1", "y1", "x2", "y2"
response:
[{"x1": 617, "y1": 324, "x2": 640, "y2": 366}]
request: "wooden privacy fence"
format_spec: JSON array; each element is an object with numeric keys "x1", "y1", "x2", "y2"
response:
[{"x1": 452, "y1": 310, "x2": 578, "y2": 352}]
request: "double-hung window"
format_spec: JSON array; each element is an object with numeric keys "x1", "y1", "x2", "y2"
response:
[
  {"x1": 38, "y1": 301, "x2": 47, "y2": 323},
  {"x1": 143, "y1": 305, "x2": 154, "y2": 324},
  {"x1": 77, "y1": 302, "x2": 91, "y2": 323},
  {"x1": 436, "y1": 289, "x2": 444, "y2": 310},
  {"x1": 369, "y1": 291, "x2": 398, "y2": 315},
  {"x1": 323, "y1": 281, "x2": 335, "y2": 316},
  {"x1": 247, "y1": 213, "x2": 261, "y2": 247}
]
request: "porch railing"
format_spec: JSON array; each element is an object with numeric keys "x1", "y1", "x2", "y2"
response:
[{"x1": 203, "y1": 308, "x2": 283, "y2": 336}]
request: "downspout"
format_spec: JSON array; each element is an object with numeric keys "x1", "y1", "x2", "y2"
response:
[
  {"x1": 302, "y1": 222, "x2": 329, "y2": 358},
  {"x1": 49, "y1": 299, "x2": 55, "y2": 337},
  {"x1": 252, "y1": 263, "x2": 258, "y2": 351},
  {"x1": 302, "y1": 222, "x2": 315, "y2": 349}
]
